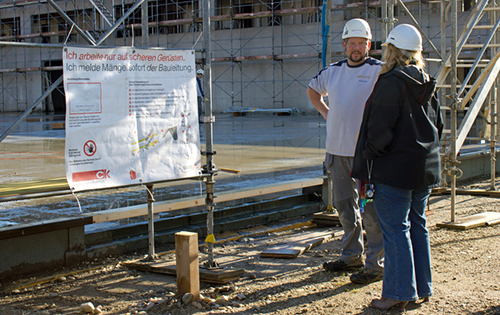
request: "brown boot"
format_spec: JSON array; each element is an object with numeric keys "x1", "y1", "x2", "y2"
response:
[{"x1": 371, "y1": 297, "x2": 409, "y2": 311}]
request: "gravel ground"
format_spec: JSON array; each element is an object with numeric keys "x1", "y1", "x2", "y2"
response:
[{"x1": 1, "y1": 182, "x2": 499, "y2": 315}]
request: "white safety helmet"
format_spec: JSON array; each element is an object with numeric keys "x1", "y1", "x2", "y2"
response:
[
  {"x1": 383, "y1": 24, "x2": 422, "y2": 51},
  {"x1": 197, "y1": 69, "x2": 204, "y2": 75},
  {"x1": 342, "y1": 18, "x2": 372, "y2": 40}
]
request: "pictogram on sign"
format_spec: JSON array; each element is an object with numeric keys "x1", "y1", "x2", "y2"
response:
[{"x1": 84, "y1": 140, "x2": 97, "y2": 157}]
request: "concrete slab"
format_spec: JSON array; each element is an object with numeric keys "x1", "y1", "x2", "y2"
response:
[{"x1": 0, "y1": 114, "x2": 326, "y2": 228}]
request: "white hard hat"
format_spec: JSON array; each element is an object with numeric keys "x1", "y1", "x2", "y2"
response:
[
  {"x1": 197, "y1": 69, "x2": 204, "y2": 75},
  {"x1": 383, "y1": 24, "x2": 422, "y2": 51},
  {"x1": 342, "y1": 18, "x2": 372, "y2": 40}
]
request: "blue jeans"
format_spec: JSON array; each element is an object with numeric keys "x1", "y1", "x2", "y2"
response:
[{"x1": 373, "y1": 184, "x2": 433, "y2": 301}]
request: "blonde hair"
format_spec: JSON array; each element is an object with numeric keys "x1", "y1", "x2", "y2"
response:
[{"x1": 380, "y1": 43, "x2": 425, "y2": 74}]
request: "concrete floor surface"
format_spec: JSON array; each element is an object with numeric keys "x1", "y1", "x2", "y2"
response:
[{"x1": 0, "y1": 113, "x2": 327, "y2": 227}]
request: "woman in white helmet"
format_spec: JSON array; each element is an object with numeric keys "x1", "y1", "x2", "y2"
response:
[{"x1": 352, "y1": 24, "x2": 442, "y2": 311}]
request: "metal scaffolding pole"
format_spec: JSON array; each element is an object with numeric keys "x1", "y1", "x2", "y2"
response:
[
  {"x1": 321, "y1": 0, "x2": 331, "y2": 68},
  {"x1": 146, "y1": 184, "x2": 157, "y2": 260},
  {"x1": 140, "y1": 2, "x2": 156, "y2": 261},
  {"x1": 450, "y1": 0, "x2": 458, "y2": 223},
  {"x1": 489, "y1": 8, "x2": 498, "y2": 192},
  {"x1": 490, "y1": 86, "x2": 497, "y2": 191},
  {"x1": 142, "y1": 0, "x2": 149, "y2": 47},
  {"x1": 202, "y1": 0, "x2": 218, "y2": 269}
]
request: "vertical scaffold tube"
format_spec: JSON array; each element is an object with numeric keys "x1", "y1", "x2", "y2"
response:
[
  {"x1": 450, "y1": 0, "x2": 457, "y2": 222},
  {"x1": 147, "y1": 184, "x2": 156, "y2": 260},
  {"x1": 490, "y1": 86, "x2": 497, "y2": 190},
  {"x1": 203, "y1": 0, "x2": 217, "y2": 268}
]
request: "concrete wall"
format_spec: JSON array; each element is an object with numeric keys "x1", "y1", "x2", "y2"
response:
[
  {"x1": 454, "y1": 149, "x2": 500, "y2": 182},
  {"x1": 0, "y1": 218, "x2": 88, "y2": 280}
]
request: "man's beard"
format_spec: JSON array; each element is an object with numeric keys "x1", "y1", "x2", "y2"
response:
[{"x1": 347, "y1": 51, "x2": 368, "y2": 63}]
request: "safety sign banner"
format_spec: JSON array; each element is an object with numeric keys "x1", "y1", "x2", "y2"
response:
[{"x1": 63, "y1": 47, "x2": 201, "y2": 191}]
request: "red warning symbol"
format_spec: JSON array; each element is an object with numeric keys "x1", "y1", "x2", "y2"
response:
[{"x1": 84, "y1": 140, "x2": 97, "y2": 157}]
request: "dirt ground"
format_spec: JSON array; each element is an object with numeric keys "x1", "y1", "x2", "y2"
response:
[{"x1": 1, "y1": 181, "x2": 500, "y2": 315}]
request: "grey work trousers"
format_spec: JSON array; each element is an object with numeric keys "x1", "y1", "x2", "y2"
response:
[{"x1": 324, "y1": 153, "x2": 384, "y2": 271}]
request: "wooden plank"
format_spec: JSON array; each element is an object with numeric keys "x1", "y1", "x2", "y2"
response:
[
  {"x1": 51, "y1": 122, "x2": 65, "y2": 129},
  {"x1": 431, "y1": 187, "x2": 500, "y2": 198},
  {"x1": 175, "y1": 232, "x2": 199, "y2": 300},
  {"x1": 311, "y1": 209, "x2": 435, "y2": 227},
  {"x1": 92, "y1": 177, "x2": 324, "y2": 223},
  {"x1": 436, "y1": 211, "x2": 500, "y2": 230},
  {"x1": 313, "y1": 219, "x2": 341, "y2": 227},
  {"x1": 260, "y1": 229, "x2": 342, "y2": 259},
  {"x1": 313, "y1": 212, "x2": 339, "y2": 220},
  {"x1": 457, "y1": 189, "x2": 500, "y2": 197},
  {"x1": 213, "y1": 177, "x2": 324, "y2": 204},
  {"x1": 124, "y1": 261, "x2": 244, "y2": 284},
  {"x1": 486, "y1": 218, "x2": 500, "y2": 226},
  {"x1": 0, "y1": 177, "x2": 69, "y2": 198},
  {"x1": 313, "y1": 212, "x2": 340, "y2": 226}
]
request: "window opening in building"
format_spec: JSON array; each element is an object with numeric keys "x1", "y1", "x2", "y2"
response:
[
  {"x1": 32, "y1": 10, "x2": 95, "y2": 44},
  {"x1": 0, "y1": 17, "x2": 21, "y2": 41}
]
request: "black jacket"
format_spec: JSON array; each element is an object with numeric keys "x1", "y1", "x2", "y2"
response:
[{"x1": 351, "y1": 65, "x2": 443, "y2": 190}]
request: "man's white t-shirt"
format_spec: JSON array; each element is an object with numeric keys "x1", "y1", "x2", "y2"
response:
[{"x1": 308, "y1": 57, "x2": 382, "y2": 157}]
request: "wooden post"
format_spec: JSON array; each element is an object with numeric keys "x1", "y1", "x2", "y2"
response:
[{"x1": 175, "y1": 231, "x2": 200, "y2": 300}]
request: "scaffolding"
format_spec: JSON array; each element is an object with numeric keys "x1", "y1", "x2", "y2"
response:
[
  {"x1": 1, "y1": 1, "x2": 500, "y2": 224},
  {"x1": 0, "y1": 0, "x2": 450, "y2": 114}
]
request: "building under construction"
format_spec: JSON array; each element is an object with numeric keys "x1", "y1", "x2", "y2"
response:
[{"x1": 0, "y1": 0, "x2": 488, "y2": 113}]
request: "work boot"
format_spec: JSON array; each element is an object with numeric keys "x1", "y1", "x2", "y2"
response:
[
  {"x1": 322, "y1": 258, "x2": 364, "y2": 272},
  {"x1": 350, "y1": 268, "x2": 383, "y2": 284},
  {"x1": 371, "y1": 298, "x2": 409, "y2": 311}
]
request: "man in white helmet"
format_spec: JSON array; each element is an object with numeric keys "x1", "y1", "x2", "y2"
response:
[
  {"x1": 306, "y1": 18, "x2": 384, "y2": 284},
  {"x1": 196, "y1": 69, "x2": 205, "y2": 123}
]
